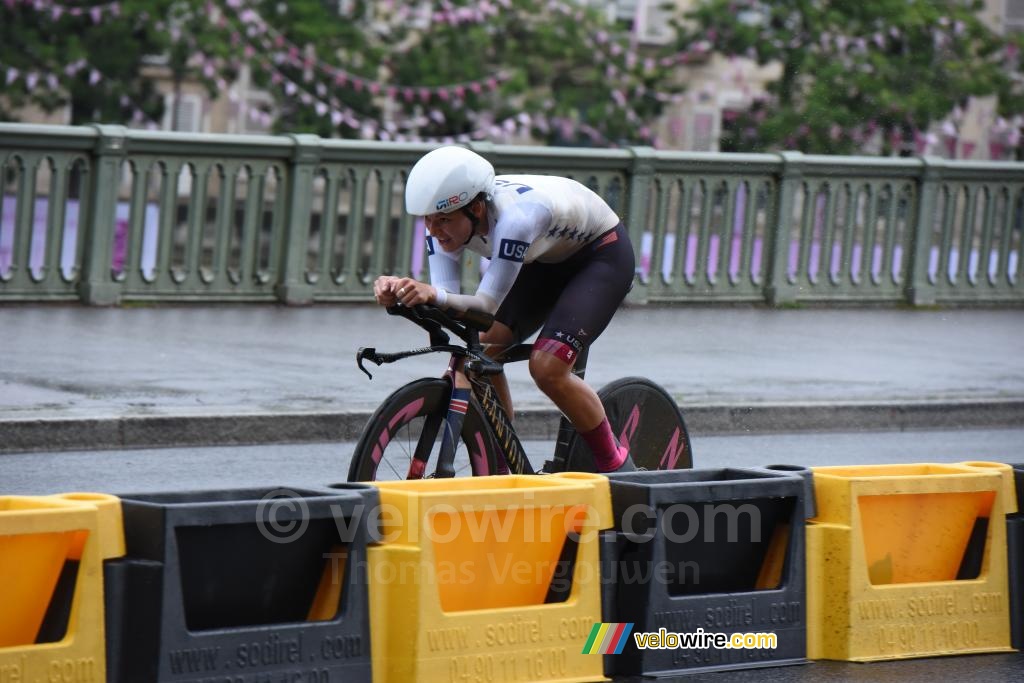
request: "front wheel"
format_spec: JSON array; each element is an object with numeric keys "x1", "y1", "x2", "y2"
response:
[
  {"x1": 564, "y1": 377, "x2": 693, "y2": 472},
  {"x1": 347, "y1": 378, "x2": 500, "y2": 482}
]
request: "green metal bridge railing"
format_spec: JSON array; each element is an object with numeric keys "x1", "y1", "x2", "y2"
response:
[{"x1": 1, "y1": 123, "x2": 1021, "y2": 305}]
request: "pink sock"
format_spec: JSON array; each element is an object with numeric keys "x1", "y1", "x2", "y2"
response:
[{"x1": 581, "y1": 418, "x2": 629, "y2": 472}]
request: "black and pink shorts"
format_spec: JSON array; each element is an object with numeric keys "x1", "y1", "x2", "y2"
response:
[{"x1": 494, "y1": 223, "x2": 635, "y2": 364}]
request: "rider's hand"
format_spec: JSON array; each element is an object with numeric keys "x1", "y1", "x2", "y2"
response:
[
  {"x1": 373, "y1": 275, "x2": 401, "y2": 306},
  {"x1": 393, "y1": 278, "x2": 437, "y2": 307}
]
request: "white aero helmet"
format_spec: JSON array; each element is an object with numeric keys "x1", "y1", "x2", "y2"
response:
[{"x1": 404, "y1": 146, "x2": 495, "y2": 216}]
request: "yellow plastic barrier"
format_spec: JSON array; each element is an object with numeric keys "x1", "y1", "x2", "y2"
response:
[
  {"x1": 368, "y1": 472, "x2": 613, "y2": 683},
  {"x1": 0, "y1": 492, "x2": 124, "y2": 681},
  {"x1": 806, "y1": 462, "x2": 1017, "y2": 661}
]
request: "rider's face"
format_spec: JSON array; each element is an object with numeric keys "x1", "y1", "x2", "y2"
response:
[{"x1": 424, "y1": 210, "x2": 472, "y2": 252}]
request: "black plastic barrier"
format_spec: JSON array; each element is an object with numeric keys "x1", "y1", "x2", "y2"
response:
[
  {"x1": 104, "y1": 485, "x2": 379, "y2": 682},
  {"x1": 1009, "y1": 463, "x2": 1024, "y2": 650},
  {"x1": 600, "y1": 467, "x2": 814, "y2": 677}
]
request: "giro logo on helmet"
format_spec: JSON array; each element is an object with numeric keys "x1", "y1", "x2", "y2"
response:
[{"x1": 436, "y1": 192, "x2": 469, "y2": 211}]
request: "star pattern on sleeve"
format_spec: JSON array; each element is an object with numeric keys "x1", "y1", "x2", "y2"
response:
[{"x1": 543, "y1": 226, "x2": 594, "y2": 243}]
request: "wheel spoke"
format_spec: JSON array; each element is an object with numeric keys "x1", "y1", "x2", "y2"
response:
[
  {"x1": 381, "y1": 450, "x2": 405, "y2": 480},
  {"x1": 348, "y1": 379, "x2": 499, "y2": 482}
]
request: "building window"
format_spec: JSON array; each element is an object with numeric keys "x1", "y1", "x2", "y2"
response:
[
  {"x1": 691, "y1": 110, "x2": 716, "y2": 151},
  {"x1": 162, "y1": 93, "x2": 203, "y2": 133},
  {"x1": 1006, "y1": 0, "x2": 1024, "y2": 33},
  {"x1": 604, "y1": 0, "x2": 676, "y2": 45}
]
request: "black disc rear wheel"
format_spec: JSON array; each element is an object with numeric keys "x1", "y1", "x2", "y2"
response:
[{"x1": 564, "y1": 377, "x2": 692, "y2": 472}]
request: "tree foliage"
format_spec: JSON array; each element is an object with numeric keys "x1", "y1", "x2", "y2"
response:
[
  {"x1": 231, "y1": 0, "x2": 381, "y2": 136},
  {"x1": 378, "y1": 0, "x2": 682, "y2": 145},
  {"x1": 0, "y1": 0, "x2": 169, "y2": 123},
  {"x1": 682, "y1": 0, "x2": 1018, "y2": 154},
  {"x1": 0, "y1": 0, "x2": 682, "y2": 146}
]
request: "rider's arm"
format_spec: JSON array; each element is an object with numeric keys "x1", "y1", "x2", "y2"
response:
[
  {"x1": 425, "y1": 235, "x2": 463, "y2": 306},
  {"x1": 428, "y1": 241, "x2": 499, "y2": 312},
  {"x1": 464, "y1": 201, "x2": 549, "y2": 312},
  {"x1": 426, "y1": 202, "x2": 550, "y2": 314},
  {"x1": 423, "y1": 223, "x2": 505, "y2": 314},
  {"x1": 437, "y1": 290, "x2": 500, "y2": 314}
]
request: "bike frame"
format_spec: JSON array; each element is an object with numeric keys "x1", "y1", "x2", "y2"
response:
[
  {"x1": 356, "y1": 304, "x2": 586, "y2": 479},
  {"x1": 433, "y1": 347, "x2": 588, "y2": 478}
]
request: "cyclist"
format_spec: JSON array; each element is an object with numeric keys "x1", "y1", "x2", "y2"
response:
[{"x1": 373, "y1": 146, "x2": 636, "y2": 473}]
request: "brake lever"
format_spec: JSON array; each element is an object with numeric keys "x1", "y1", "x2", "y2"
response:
[{"x1": 356, "y1": 347, "x2": 381, "y2": 380}]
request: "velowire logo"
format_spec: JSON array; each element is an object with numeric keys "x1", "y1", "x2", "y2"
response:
[{"x1": 582, "y1": 623, "x2": 634, "y2": 655}]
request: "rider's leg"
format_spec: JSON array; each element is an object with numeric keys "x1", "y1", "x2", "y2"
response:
[
  {"x1": 528, "y1": 351, "x2": 604, "y2": 429},
  {"x1": 530, "y1": 345, "x2": 631, "y2": 472},
  {"x1": 528, "y1": 223, "x2": 636, "y2": 473},
  {"x1": 469, "y1": 265, "x2": 553, "y2": 423}
]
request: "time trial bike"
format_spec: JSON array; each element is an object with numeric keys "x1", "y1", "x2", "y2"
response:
[{"x1": 346, "y1": 303, "x2": 692, "y2": 482}]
